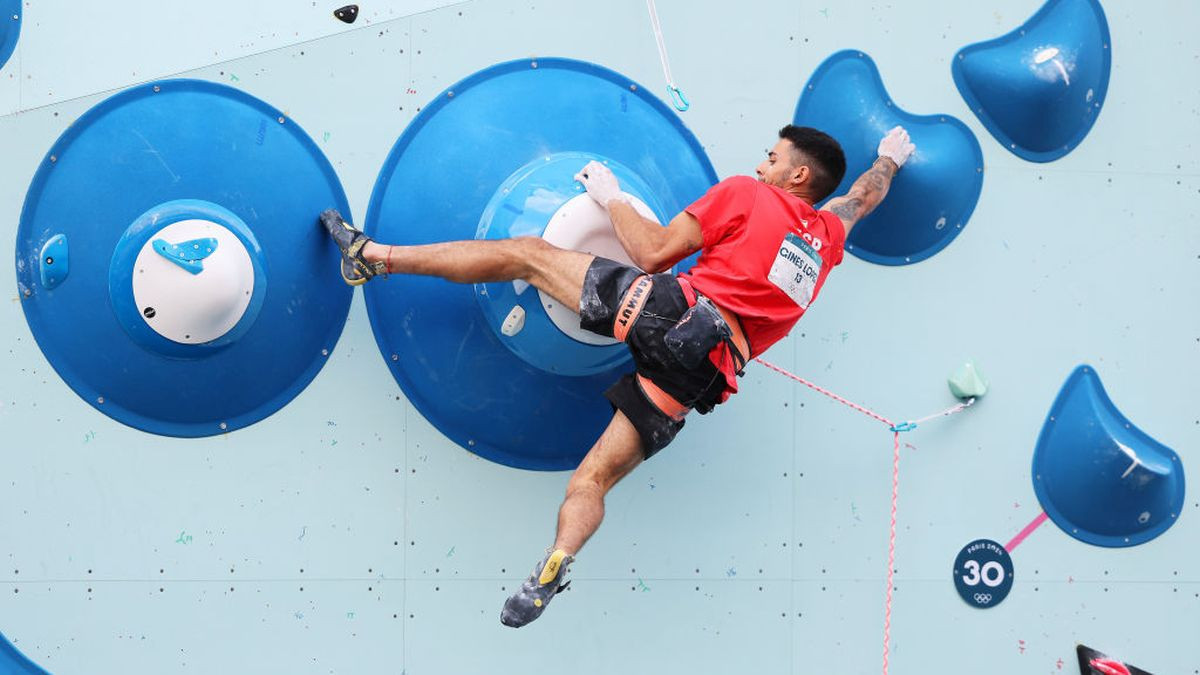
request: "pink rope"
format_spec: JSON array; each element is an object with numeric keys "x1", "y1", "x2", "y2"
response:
[
  {"x1": 753, "y1": 357, "x2": 974, "y2": 675},
  {"x1": 883, "y1": 431, "x2": 899, "y2": 675},
  {"x1": 753, "y1": 358, "x2": 895, "y2": 428}
]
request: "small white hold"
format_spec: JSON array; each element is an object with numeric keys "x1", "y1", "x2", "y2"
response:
[
  {"x1": 935, "y1": 217, "x2": 947, "y2": 230},
  {"x1": 1137, "y1": 511, "x2": 1151, "y2": 524},
  {"x1": 501, "y1": 305, "x2": 526, "y2": 337}
]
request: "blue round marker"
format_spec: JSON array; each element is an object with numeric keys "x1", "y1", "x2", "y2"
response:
[
  {"x1": 15, "y1": 80, "x2": 353, "y2": 437},
  {"x1": 952, "y1": 539, "x2": 1014, "y2": 609}
]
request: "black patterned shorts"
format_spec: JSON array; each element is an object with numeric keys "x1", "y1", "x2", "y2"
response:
[{"x1": 579, "y1": 257, "x2": 728, "y2": 458}]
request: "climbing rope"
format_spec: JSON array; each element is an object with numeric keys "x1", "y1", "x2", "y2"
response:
[
  {"x1": 754, "y1": 357, "x2": 974, "y2": 675},
  {"x1": 644, "y1": 0, "x2": 689, "y2": 111}
]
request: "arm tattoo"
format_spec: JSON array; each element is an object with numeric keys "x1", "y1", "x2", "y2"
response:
[
  {"x1": 827, "y1": 196, "x2": 863, "y2": 223},
  {"x1": 840, "y1": 158, "x2": 898, "y2": 221}
]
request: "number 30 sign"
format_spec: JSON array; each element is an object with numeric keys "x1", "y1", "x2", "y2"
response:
[{"x1": 952, "y1": 539, "x2": 1015, "y2": 608}]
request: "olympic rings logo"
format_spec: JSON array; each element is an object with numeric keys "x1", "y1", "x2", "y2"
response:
[{"x1": 973, "y1": 593, "x2": 993, "y2": 604}]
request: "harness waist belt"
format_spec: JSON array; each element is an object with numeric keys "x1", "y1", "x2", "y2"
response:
[{"x1": 610, "y1": 274, "x2": 751, "y2": 423}]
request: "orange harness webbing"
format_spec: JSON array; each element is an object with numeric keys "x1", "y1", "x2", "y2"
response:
[{"x1": 612, "y1": 275, "x2": 749, "y2": 422}]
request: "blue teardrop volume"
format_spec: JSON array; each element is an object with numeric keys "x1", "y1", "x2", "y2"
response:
[
  {"x1": 15, "y1": 80, "x2": 353, "y2": 437},
  {"x1": 1032, "y1": 365, "x2": 1185, "y2": 548},
  {"x1": 364, "y1": 58, "x2": 715, "y2": 471},
  {"x1": 0, "y1": 0, "x2": 19, "y2": 73},
  {"x1": 952, "y1": 0, "x2": 1111, "y2": 162},
  {"x1": 794, "y1": 50, "x2": 984, "y2": 266}
]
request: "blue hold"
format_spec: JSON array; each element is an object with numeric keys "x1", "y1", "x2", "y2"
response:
[
  {"x1": 151, "y1": 237, "x2": 219, "y2": 275},
  {"x1": 15, "y1": 80, "x2": 353, "y2": 437},
  {"x1": 794, "y1": 50, "x2": 983, "y2": 266},
  {"x1": 0, "y1": 0, "x2": 19, "y2": 73},
  {"x1": 365, "y1": 57, "x2": 715, "y2": 471},
  {"x1": 1032, "y1": 365, "x2": 1185, "y2": 548},
  {"x1": 37, "y1": 234, "x2": 68, "y2": 290},
  {"x1": 0, "y1": 632, "x2": 49, "y2": 675},
  {"x1": 952, "y1": 0, "x2": 1111, "y2": 162}
]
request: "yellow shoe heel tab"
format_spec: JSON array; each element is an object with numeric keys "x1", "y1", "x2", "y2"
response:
[{"x1": 538, "y1": 550, "x2": 569, "y2": 585}]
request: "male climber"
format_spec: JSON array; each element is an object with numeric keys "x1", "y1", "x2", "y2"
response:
[{"x1": 320, "y1": 124, "x2": 915, "y2": 627}]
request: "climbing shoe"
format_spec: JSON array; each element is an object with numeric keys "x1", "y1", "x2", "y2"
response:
[
  {"x1": 320, "y1": 208, "x2": 386, "y2": 286},
  {"x1": 500, "y1": 549, "x2": 574, "y2": 628}
]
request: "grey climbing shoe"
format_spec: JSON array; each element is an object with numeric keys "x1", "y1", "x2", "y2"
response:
[
  {"x1": 320, "y1": 208, "x2": 386, "y2": 286},
  {"x1": 500, "y1": 549, "x2": 573, "y2": 628}
]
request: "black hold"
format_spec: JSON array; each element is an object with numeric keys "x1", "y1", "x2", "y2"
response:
[
  {"x1": 334, "y1": 4, "x2": 359, "y2": 24},
  {"x1": 1076, "y1": 644, "x2": 1153, "y2": 675}
]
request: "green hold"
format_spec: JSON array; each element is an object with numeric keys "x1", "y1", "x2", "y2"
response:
[{"x1": 948, "y1": 360, "x2": 988, "y2": 399}]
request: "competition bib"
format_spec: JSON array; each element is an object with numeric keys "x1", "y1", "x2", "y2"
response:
[{"x1": 767, "y1": 232, "x2": 822, "y2": 309}]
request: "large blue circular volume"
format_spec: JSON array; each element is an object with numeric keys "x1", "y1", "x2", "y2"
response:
[
  {"x1": 0, "y1": 0, "x2": 19, "y2": 73},
  {"x1": 365, "y1": 58, "x2": 716, "y2": 471},
  {"x1": 0, "y1": 632, "x2": 47, "y2": 674},
  {"x1": 14, "y1": 80, "x2": 353, "y2": 437}
]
